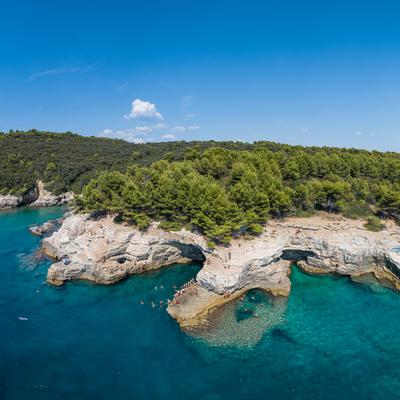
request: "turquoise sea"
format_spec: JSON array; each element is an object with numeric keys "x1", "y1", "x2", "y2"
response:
[{"x1": 1, "y1": 207, "x2": 400, "y2": 400}]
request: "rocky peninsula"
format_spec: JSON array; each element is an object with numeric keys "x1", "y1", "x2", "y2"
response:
[{"x1": 40, "y1": 212, "x2": 400, "y2": 329}]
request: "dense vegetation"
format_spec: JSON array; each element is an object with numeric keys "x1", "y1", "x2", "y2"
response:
[
  {"x1": 0, "y1": 130, "x2": 250, "y2": 195},
  {"x1": 2, "y1": 130, "x2": 400, "y2": 242},
  {"x1": 78, "y1": 145, "x2": 400, "y2": 243}
]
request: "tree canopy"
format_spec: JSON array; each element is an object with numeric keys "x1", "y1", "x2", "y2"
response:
[
  {"x1": 2, "y1": 130, "x2": 400, "y2": 243},
  {"x1": 0, "y1": 130, "x2": 251, "y2": 195},
  {"x1": 77, "y1": 145, "x2": 400, "y2": 243}
]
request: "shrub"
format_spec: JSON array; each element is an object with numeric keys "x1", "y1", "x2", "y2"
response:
[
  {"x1": 364, "y1": 216, "x2": 385, "y2": 232},
  {"x1": 159, "y1": 221, "x2": 182, "y2": 231},
  {"x1": 342, "y1": 204, "x2": 372, "y2": 219},
  {"x1": 207, "y1": 241, "x2": 216, "y2": 249}
]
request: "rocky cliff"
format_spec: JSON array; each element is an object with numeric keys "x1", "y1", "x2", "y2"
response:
[
  {"x1": 0, "y1": 194, "x2": 22, "y2": 209},
  {"x1": 42, "y1": 214, "x2": 206, "y2": 286},
  {"x1": 39, "y1": 213, "x2": 400, "y2": 329},
  {"x1": 0, "y1": 180, "x2": 73, "y2": 210},
  {"x1": 29, "y1": 180, "x2": 73, "y2": 208},
  {"x1": 0, "y1": 186, "x2": 37, "y2": 209}
]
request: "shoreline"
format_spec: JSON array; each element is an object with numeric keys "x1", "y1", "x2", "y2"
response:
[{"x1": 33, "y1": 211, "x2": 400, "y2": 330}]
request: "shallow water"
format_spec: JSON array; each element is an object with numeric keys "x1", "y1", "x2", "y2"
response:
[{"x1": 1, "y1": 207, "x2": 400, "y2": 399}]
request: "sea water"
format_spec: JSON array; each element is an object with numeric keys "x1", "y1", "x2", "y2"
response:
[{"x1": 1, "y1": 207, "x2": 400, "y2": 399}]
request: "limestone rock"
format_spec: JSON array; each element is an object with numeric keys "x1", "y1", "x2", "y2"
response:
[
  {"x1": 43, "y1": 214, "x2": 206, "y2": 285},
  {"x1": 29, "y1": 218, "x2": 63, "y2": 236},
  {"x1": 0, "y1": 195, "x2": 21, "y2": 209},
  {"x1": 167, "y1": 259, "x2": 291, "y2": 329},
  {"x1": 0, "y1": 186, "x2": 38, "y2": 209},
  {"x1": 29, "y1": 180, "x2": 73, "y2": 207}
]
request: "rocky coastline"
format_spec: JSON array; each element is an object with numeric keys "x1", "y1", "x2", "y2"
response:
[
  {"x1": 38, "y1": 212, "x2": 400, "y2": 329},
  {"x1": 0, "y1": 180, "x2": 73, "y2": 210},
  {"x1": 41, "y1": 214, "x2": 207, "y2": 286}
]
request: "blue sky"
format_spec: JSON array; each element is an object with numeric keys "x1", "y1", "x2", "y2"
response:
[{"x1": 1, "y1": 0, "x2": 400, "y2": 150}]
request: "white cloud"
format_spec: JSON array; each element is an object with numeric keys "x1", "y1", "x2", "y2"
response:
[
  {"x1": 152, "y1": 123, "x2": 168, "y2": 130},
  {"x1": 161, "y1": 134, "x2": 176, "y2": 140},
  {"x1": 124, "y1": 99, "x2": 163, "y2": 120},
  {"x1": 99, "y1": 128, "x2": 150, "y2": 143},
  {"x1": 134, "y1": 126, "x2": 152, "y2": 134},
  {"x1": 300, "y1": 128, "x2": 309, "y2": 133},
  {"x1": 354, "y1": 131, "x2": 364, "y2": 136},
  {"x1": 170, "y1": 126, "x2": 186, "y2": 133},
  {"x1": 188, "y1": 125, "x2": 200, "y2": 130},
  {"x1": 183, "y1": 113, "x2": 195, "y2": 120},
  {"x1": 27, "y1": 65, "x2": 94, "y2": 82}
]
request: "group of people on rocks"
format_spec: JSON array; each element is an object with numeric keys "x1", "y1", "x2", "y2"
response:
[
  {"x1": 171, "y1": 279, "x2": 200, "y2": 305},
  {"x1": 180, "y1": 278, "x2": 195, "y2": 289},
  {"x1": 138, "y1": 279, "x2": 199, "y2": 308}
]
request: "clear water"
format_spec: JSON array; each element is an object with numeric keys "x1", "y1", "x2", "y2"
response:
[{"x1": 1, "y1": 207, "x2": 400, "y2": 399}]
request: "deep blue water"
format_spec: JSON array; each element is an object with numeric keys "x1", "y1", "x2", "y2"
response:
[{"x1": 1, "y1": 207, "x2": 400, "y2": 399}]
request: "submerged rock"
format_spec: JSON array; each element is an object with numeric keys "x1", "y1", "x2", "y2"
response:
[{"x1": 29, "y1": 218, "x2": 63, "y2": 237}]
